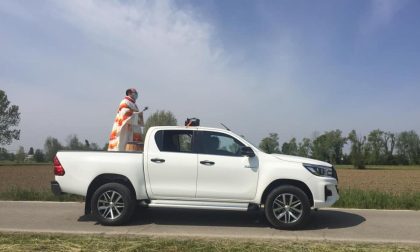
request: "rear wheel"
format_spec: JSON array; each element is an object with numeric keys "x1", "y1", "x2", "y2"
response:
[
  {"x1": 91, "y1": 183, "x2": 136, "y2": 226},
  {"x1": 264, "y1": 185, "x2": 311, "y2": 229}
]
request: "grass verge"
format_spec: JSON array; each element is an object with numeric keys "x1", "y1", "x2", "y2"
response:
[
  {"x1": 1, "y1": 187, "x2": 420, "y2": 210},
  {"x1": 0, "y1": 233, "x2": 419, "y2": 252},
  {"x1": 0, "y1": 162, "x2": 51, "y2": 166},
  {"x1": 0, "y1": 188, "x2": 83, "y2": 202},
  {"x1": 333, "y1": 189, "x2": 420, "y2": 210}
]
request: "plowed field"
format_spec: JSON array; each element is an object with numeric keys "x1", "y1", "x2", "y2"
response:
[
  {"x1": 337, "y1": 169, "x2": 420, "y2": 194},
  {"x1": 1, "y1": 165, "x2": 420, "y2": 194},
  {"x1": 0, "y1": 165, "x2": 53, "y2": 191}
]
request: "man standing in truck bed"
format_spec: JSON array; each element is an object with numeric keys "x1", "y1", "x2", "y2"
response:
[{"x1": 108, "y1": 88, "x2": 143, "y2": 151}]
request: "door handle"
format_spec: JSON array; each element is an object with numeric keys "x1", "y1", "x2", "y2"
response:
[
  {"x1": 151, "y1": 158, "x2": 165, "y2": 163},
  {"x1": 200, "y1": 160, "x2": 215, "y2": 166}
]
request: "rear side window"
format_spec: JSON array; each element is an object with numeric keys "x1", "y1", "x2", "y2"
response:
[{"x1": 154, "y1": 130, "x2": 194, "y2": 153}]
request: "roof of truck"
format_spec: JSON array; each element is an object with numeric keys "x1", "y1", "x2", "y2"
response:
[
  {"x1": 147, "y1": 125, "x2": 252, "y2": 146},
  {"x1": 149, "y1": 125, "x2": 230, "y2": 132}
]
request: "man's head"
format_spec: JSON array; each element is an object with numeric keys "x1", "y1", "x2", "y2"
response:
[{"x1": 126, "y1": 88, "x2": 138, "y2": 101}]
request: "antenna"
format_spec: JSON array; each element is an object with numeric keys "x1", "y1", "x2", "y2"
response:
[{"x1": 220, "y1": 123, "x2": 231, "y2": 131}]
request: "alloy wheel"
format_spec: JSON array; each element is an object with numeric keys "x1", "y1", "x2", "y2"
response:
[
  {"x1": 272, "y1": 193, "x2": 303, "y2": 224},
  {"x1": 97, "y1": 190, "x2": 125, "y2": 220}
]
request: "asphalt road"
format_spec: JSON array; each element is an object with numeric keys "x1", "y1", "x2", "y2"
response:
[{"x1": 0, "y1": 201, "x2": 419, "y2": 244}]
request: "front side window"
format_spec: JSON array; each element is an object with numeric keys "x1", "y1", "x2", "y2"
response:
[
  {"x1": 155, "y1": 130, "x2": 193, "y2": 153},
  {"x1": 198, "y1": 131, "x2": 245, "y2": 156}
]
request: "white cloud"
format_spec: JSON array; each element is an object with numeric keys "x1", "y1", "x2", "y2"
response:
[
  {"x1": 6, "y1": 0, "x2": 385, "y2": 152},
  {"x1": 43, "y1": 1, "x2": 303, "y2": 137},
  {"x1": 49, "y1": 0, "x2": 222, "y2": 68},
  {"x1": 0, "y1": 0, "x2": 302, "y2": 150}
]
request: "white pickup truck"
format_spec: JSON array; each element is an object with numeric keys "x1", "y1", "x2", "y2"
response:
[{"x1": 51, "y1": 126, "x2": 339, "y2": 229}]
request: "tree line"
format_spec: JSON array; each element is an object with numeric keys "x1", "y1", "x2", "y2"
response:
[
  {"x1": 259, "y1": 129, "x2": 420, "y2": 168},
  {"x1": 0, "y1": 135, "x2": 106, "y2": 163}
]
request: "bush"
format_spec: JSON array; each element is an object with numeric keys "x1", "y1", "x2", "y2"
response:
[{"x1": 34, "y1": 149, "x2": 45, "y2": 162}]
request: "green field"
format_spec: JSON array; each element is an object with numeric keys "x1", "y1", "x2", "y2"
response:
[{"x1": 0, "y1": 233, "x2": 419, "y2": 252}]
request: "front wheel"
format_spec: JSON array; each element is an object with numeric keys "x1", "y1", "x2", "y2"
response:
[
  {"x1": 264, "y1": 185, "x2": 311, "y2": 230},
  {"x1": 91, "y1": 183, "x2": 136, "y2": 226}
]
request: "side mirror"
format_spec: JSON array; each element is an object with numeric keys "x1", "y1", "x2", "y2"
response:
[{"x1": 241, "y1": 146, "x2": 255, "y2": 157}]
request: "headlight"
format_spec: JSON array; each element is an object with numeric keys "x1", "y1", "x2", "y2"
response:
[{"x1": 303, "y1": 163, "x2": 333, "y2": 177}]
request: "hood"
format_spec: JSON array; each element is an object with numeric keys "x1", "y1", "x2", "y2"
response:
[{"x1": 271, "y1": 154, "x2": 332, "y2": 167}]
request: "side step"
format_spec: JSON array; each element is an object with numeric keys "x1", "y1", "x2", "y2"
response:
[{"x1": 148, "y1": 200, "x2": 250, "y2": 211}]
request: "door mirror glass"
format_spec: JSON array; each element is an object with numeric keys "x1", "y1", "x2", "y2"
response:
[{"x1": 241, "y1": 146, "x2": 255, "y2": 157}]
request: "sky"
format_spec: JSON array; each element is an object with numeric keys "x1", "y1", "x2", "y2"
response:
[{"x1": 1, "y1": 0, "x2": 420, "y2": 152}]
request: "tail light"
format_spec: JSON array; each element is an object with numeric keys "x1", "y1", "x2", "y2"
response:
[{"x1": 53, "y1": 156, "x2": 65, "y2": 176}]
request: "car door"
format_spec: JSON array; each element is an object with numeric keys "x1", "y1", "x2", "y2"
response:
[
  {"x1": 196, "y1": 131, "x2": 259, "y2": 200},
  {"x1": 146, "y1": 129, "x2": 198, "y2": 198}
]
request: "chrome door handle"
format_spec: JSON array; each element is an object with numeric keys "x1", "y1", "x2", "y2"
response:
[
  {"x1": 200, "y1": 160, "x2": 215, "y2": 166},
  {"x1": 151, "y1": 158, "x2": 165, "y2": 163}
]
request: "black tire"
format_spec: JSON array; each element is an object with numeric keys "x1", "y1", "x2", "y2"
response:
[
  {"x1": 264, "y1": 185, "x2": 311, "y2": 230},
  {"x1": 91, "y1": 182, "x2": 136, "y2": 226}
]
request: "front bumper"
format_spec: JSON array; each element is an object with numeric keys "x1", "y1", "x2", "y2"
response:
[
  {"x1": 51, "y1": 181, "x2": 62, "y2": 196},
  {"x1": 313, "y1": 183, "x2": 340, "y2": 208}
]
